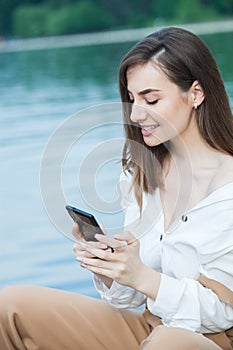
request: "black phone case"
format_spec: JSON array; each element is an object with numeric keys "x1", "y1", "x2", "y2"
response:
[{"x1": 65, "y1": 205, "x2": 103, "y2": 241}]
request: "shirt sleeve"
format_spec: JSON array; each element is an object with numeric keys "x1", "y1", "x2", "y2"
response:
[
  {"x1": 147, "y1": 274, "x2": 233, "y2": 333},
  {"x1": 93, "y1": 275, "x2": 146, "y2": 308}
]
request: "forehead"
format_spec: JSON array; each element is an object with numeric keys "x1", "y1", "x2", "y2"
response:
[{"x1": 126, "y1": 61, "x2": 171, "y2": 92}]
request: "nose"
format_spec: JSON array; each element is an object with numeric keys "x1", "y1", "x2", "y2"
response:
[{"x1": 130, "y1": 103, "x2": 147, "y2": 123}]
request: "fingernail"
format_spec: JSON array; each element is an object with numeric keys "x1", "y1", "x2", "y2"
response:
[
  {"x1": 95, "y1": 234, "x2": 103, "y2": 239},
  {"x1": 80, "y1": 262, "x2": 87, "y2": 268},
  {"x1": 76, "y1": 257, "x2": 82, "y2": 262},
  {"x1": 100, "y1": 244, "x2": 108, "y2": 249}
]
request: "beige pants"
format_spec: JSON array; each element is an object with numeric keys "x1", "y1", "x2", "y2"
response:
[{"x1": 0, "y1": 286, "x2": 232, "y2": 350}]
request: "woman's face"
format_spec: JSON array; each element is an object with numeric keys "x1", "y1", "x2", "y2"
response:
[{"x1": 126, "y1": 62, "x2": 195, "y2": 147}]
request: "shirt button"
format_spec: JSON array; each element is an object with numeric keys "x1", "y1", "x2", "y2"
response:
[{"x1": 181, "y1": 214, "x2": 188, "y2": 222}]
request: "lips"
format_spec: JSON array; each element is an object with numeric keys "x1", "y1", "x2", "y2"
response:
[{"x1": 140, "y1": 123, "x2": 160, "y2": 136}]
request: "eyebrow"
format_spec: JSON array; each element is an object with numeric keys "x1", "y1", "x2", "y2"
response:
[{"x1": 128, "y1": 88, "x2": 161, "y2": 96}]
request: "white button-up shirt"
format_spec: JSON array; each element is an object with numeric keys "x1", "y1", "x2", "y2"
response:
[{"x1": 94, "y1": 173, "x2": 233, "y2": 333}]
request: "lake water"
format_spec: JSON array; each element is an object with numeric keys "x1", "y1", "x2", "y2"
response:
[{"x1": 0, "y1": 31, "x2": 233, "y2": 297}]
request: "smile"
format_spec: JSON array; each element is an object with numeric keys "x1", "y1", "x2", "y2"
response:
[
  {"x1": 142, "y1": 124, "x2": 160, "y2": 131},
  {"x1": 140, "y1": 123, "x2": 160, "y2": 136}
]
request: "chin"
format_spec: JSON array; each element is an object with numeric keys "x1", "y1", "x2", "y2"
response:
[{"x1": 143, "y1": 136, "x2": 163, "y2": 147}]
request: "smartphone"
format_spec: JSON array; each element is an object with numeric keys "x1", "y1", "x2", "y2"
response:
[{"x1": 65, "y1": 205, "x2": 104, "y2": 241}]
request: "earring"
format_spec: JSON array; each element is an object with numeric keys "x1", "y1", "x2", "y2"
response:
[{"x1": 194, "y1": 100, "x2": 198, "y2": 110}]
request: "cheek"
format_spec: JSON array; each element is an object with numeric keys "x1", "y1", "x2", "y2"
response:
[{"x1": 161, "y1": 100, "x2": 190, "y2": 128}]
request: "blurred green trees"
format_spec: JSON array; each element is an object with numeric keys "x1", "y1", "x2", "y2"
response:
[
  {"x1": 0, "y1": 0, "x2": 232, "y2": 38},
  {"x1": 13, "y1": 5, "x2": 50, "y2": 37},
  {"x1": 46, "y1": 1, "x2": 115, "y2": 35}
]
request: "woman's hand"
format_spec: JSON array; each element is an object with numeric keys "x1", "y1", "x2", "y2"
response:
[
  {"x1": 79, "y1": 231, "x2": 159, "y2": 294},
  {"x1": 198, "y1": 275, "x2": 233, "y2": 307},
  {"x1": 80, "y1": 230, "x2": 143, "y2": 288},
  {"x1": 73, "y1": 225, "x2": 161, "y2": 298},
  {"x1": 72, "y1": 222, "x2": 108, "y2": 262},
  {"x1": 72, "y1": 222, "x2": 113, "y2": 288}
]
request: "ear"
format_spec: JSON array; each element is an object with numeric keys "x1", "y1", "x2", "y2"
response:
[{"x1": 190, "y1": 80, "x2": 205, "y2": 109}]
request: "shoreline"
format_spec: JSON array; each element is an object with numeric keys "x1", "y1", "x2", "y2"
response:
[{"x1": 0, "y1": 19, "x2": 233, "y2": 53}]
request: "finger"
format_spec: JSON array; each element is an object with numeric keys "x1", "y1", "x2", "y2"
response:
[
  {"x1": 114, "y1": 231, "x2": 137, "y2": 245},
  {"x1": 73, "y1": 245, "x2": 89, "y2": 261},
  {"x1": 76, "y1": 257, "x2": 88, "y2": 269},
  {"x1": 73, "y1": 243, "x2": 80, "y2": 253},
  {"x1": 73, "y1": 242, "x2": 108, "y2": 260},
  {"x1": 72, "y1": 222, "x2": 84, "y2": 241},
  {"x1": 73, "y1": 239, "x2": 108, "y2": 251},
  {"x1": 83, "y1": 245, "x2": 116, "y2": 262},
  {"x1": 84, "y1": 263, "x2": 112, "y2": 278},
  {"x1": 73, "y1": 242, "x2": 89, "y2": 253},
  {"x1": 95, "y1": 234, "x2": 127, "y2": 250},
  {"x1": 82, "y1": 254, "x2": 114, "y2": 271}
]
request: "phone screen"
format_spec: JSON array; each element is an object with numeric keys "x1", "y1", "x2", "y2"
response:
[{"x1": 65, "y1": 205, "x2": 104, "y2": 241}]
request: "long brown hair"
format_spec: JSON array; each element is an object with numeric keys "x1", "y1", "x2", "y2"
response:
[{"x1": 119, "y1": 27, "x2": 233, "y2": 210}]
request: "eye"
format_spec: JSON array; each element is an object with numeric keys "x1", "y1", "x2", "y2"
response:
[{"x1": 146, "y1": 99, "x2": 159, "y2": 105}]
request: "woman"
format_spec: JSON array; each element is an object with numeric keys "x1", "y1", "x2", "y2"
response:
[{"x1": 0, "y1": 27, "x2": 232, "y2": 350}]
